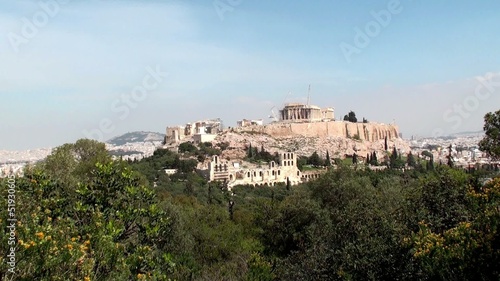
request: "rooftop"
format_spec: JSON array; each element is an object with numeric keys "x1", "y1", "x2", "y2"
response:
[{"x1": 283, "y1": 103, "x2": 321, "y2": 109}]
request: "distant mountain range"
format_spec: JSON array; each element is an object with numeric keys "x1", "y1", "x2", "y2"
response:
[
  {"x1": 106, "y1": 131, "x2": 164, "y2": 146},
  {"x1": 449, "y1": 130, "x2": 484, "y2": 136}
]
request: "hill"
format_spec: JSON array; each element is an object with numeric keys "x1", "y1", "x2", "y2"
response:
[
  {"x1": 107, "y1": 131, "x2": 164, "y2": 146},
  {"x1": 213, "y1": 130, "x2": 411, "y2": 163},
  {"x1": 211, "y1": 121, "x2": 408, "y2": 161}
]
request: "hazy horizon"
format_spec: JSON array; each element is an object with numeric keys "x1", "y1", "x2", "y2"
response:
[{"x1": 2, "y1": 0, "x2": 500, "y2": 150}]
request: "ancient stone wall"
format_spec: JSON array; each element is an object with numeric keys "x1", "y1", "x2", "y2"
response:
[
  {"x1": 204, "y1": 154, "x2": 324, "y2": 189},
  {"x1": 235, "y1": 121, "x2": 399, "y2": 141}
]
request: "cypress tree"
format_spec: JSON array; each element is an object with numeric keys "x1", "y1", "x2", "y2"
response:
[
  {"x1": 248, "y1": 143, "x2": 253, "y2": 158},
  {"x1": 447, "y1": 144, "x2": 454, "y2": 167},
  {"x1": 390, "y1": 147, "x2": 398, "y2": 168},
  {"x1": 229, "y1": 200, "x2": 234, "y2": 221},
  {"x1": 372, "y1": 151, "x2": 378, "y2": 165},
  {"x1": 407, "y1": 151, "x2": 416, "y2": 167},
  {"x1": 427, "y1": 156, "x2": 435, "y2": 171}
]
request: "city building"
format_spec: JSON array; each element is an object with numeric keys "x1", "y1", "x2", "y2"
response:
[
  {"x1": 166, "y1": 118, "x2": 223, "y2": 144},
  {"x1": 164, "y1": 169, "x2": 178, "y2": 175},
  {"x1": 237, "y1": 119, "x2": 264, "y2": 127},
  {"x1": 193, "y1": 126, "x2": 218, "y2": 145}
]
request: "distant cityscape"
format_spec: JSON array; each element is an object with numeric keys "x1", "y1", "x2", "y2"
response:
[
  {"x1": 0, "y1": 102, "x2": 496, "y2": 178},
  {"x1": 410, "y1": 133, "x2": 494, "y2": 168}
]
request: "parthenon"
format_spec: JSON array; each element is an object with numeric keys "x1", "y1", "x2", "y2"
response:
[{"x1": 279, "y1": 103, "x2": 334, "y2": 122}]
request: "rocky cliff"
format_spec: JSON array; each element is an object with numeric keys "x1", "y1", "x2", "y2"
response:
[
  {"x1": 233, "y1": 121, "x2": 399, "y2": 141},
  {"x1": 215, "y1": 121, "x2": 410, "y2": 162}
]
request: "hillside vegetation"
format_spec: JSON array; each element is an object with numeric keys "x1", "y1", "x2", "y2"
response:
[{"x1": 2, "y1": 109, "x2": 500, "y2": 280}]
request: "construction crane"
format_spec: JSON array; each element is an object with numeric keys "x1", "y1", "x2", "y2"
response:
[
  {"x1": 283, "y1": 91, "x2": 292, "y2": 107},
  {"x1": 269, "y1": 106, "x2": 279, "y2": 122},
  {"x1": 307, "y1": 84, "x2": 311, "y2": 106},
  {"x1": 268, "y1": 91, "x2": 293, "y2": 122}
]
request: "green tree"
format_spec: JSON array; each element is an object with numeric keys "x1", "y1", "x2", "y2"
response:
[
  {"x1": 41, "y1": 139, "x2": 111, "y2": 186},
  {"x1": 180, "y1": 203, "x2": 257, "y2": 279},
  {"x1": 257, "y1": 194, "x2": 326, "y2": 259},
  {"x1": 246, "y1": 253, "x2": 274, "y2": 281},
  {"x1": 308, "y1": 151, "x2": 323, "y2": 166},
  {"x1": 370, "y1": 151, "x2": 379, "y2": 166},
  {"x1": 248, "y1": 143, "x2": 253, "y2": 158},
  {"x1": 297, "y1": 156, "x2": 308, "y2": 171},
  {"x1": 179, "y1": 142, "x2": 197, "y2": 153},
  {"x1": 426, "y1": 156, "x2": 435, "y2": 171},
  {"x1": 389, "y1": 147, "x2": 405, "y2": 169},
  {"x1": 305, "y1": 168, "x2": 413, "y2": 280},
  {"x1": 198, "y1": 142, "x2": 221, "y2": 157},
  {"x1": 412, "y1": 166, "x2": 471, "y2": 233},
  {"x1": 408, "y1": 174, "x2": 500, "y2": 280},
  {"x1": 325, "y1": 151, "x2": 331, "y2": 166},
  {"x1": 185, "y1": 181, "x2": 194, "y2": 196},
  {"x1": 479, "y1": 109, "x2": 500, "y2": 159},
  {"x1": 422, "y1": 150, "x2": 433, "y2": 159},
  {"x1": 407, "y1": 151, "x2": 417, "y2": 167},
  {"x1": 447, "y1": 144, "x2": 454, "y2": 167},
  {"x1": 343, "y1": 111, "x2": 358, "y2": 123},
  {"x1": 0, "y1": 144, "x2": 178, "y2": 280},
  {"x1": 177, "y1": 159, "x2": 198, "y2": 174},
  {"x1": 390, "y1": 147, "x2": 398, "y2": 168}
]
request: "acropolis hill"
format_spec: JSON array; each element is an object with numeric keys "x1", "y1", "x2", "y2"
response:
[
  {"x1": 244, "y1": 102, "x2": 400, "y2": 141},
  {"x1": 232, "y1": 119, "x2": 399, "y2": 141},
  {"x1": 165, "y1": 102, "x2": 409, "y2": 162}
]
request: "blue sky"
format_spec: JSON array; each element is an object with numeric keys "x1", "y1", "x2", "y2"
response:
[{"x1": 1, "y1": 0, "x2": 500, "y2": 150}]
